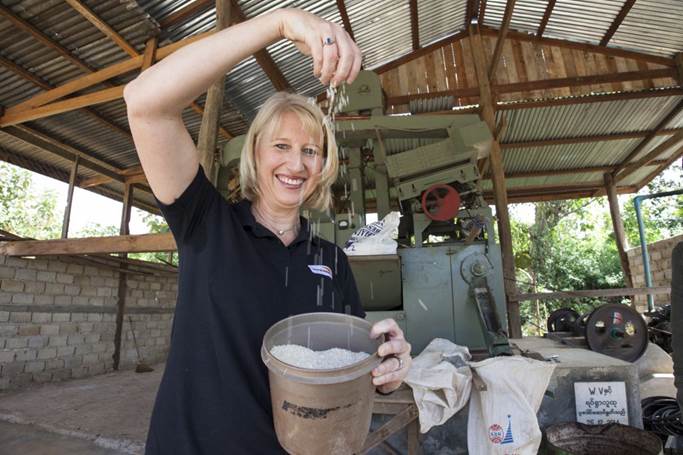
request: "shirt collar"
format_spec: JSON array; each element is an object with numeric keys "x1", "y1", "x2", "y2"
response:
[{"x1": 234, "y1": 199, "x2": 320, "y2": 246}]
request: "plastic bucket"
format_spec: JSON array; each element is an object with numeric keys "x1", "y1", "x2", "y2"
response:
[{"x1": 261, "y1": 312, "x2": 383, "y2": 455}]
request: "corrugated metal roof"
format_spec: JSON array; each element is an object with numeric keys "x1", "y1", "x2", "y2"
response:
[
  {"x1": 498, "y1": 95, "x2": 683, "y2": 142},
  {"x1": 611, "y1": 0, "x2": 683, "y2": 58},
  {"x1": 418, "y1": 0, "x2": 467, "y2": 47},
  {"x1": 483, "y1": 0, "x2": 683, "y2": 58},
  {"x1": 345, "y1": 0, "x2": 413, "y2": 69}
]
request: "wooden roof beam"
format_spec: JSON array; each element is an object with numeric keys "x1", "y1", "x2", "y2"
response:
[
  {"x1": 336, "y1": 0, "x2": 355, "y2": 41},
  {"x1": 409, "y1": 0, "x2": 419, "y2": 50},
  {"x1": 0, "y1": 233, "x2": 177, "y2": 256},
  {"x1": 478, "y1": 0, "x2": 488, "y2": 25},
  {"x1": 65, "y1": 0, "x2": 139, "y2": 57},
  {"x1": 502, "y1": 128, "x2": 683, "y2": 149},
  {"x1": 612, "y1": 99, "x2": 683, "y2": 175},
  {"x1": 636, "y1": 144, "x2": 683, "y2": 191},
  {"x1": 159, "y1": 0, "x2": 213, "y2": 29},
  {"x1": 480, "y1": 25, "x2": 675, "y2": 67},
  {"x1": 600, "y1": 0, "x2": 636, "y2": 46},
  {"x1": 537, "y1": 0, "x2": 556, "y2": 37},
  {"x1": 489, "y1": 0, "x2": 516, "y2": 80},
  {"x1": 615, "y1": 131, "x2": 683, "y2": 183},
  {"x1": 0, "y1": 4, "x2": 94, "y2": 73}
]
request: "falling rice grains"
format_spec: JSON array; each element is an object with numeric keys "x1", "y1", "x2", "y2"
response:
[{"x1": 271, "y1": 344, "x2": 369, "y2": 369}]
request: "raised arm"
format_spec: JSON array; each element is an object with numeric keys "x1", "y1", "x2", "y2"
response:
[{"x1": 124, "y1": 8, "x2": 361, "y2": 204}]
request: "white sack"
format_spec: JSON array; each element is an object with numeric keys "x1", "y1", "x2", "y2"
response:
[
  {"x1": 343, "y1": 211, "x2": 400, "y2": 256},
  {"x1": 467, "y1": 356, "x2": 555, "y2": 455},
  {"x1": 404, "y1": 338, "x2": 473, "y2": 433}
]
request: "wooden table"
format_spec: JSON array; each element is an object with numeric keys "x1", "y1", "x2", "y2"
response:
[{"x1": 361, "y1": 386, "x2": 421, "y2": 454}]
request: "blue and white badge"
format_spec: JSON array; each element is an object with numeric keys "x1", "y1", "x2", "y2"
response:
[{"x1": 308, "y1": 265, "x2": 333, "y2": 279}]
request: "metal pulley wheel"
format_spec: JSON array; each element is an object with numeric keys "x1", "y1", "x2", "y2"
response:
[
  {"x1": 421, "y1": 184, "x2": 461, "y2": 221},
  {"x1": 573, "y1": 311, "x2": 592, "y2": 336},
  {"x1": 460, "y1": 253, "x2": 493, "y2": 284},
  {"x1": 585, "y1": 304, "x2": 648, "y2": 362},
  {"x1": 547, "y1": 308, "x2": 580, "y2": 333}
]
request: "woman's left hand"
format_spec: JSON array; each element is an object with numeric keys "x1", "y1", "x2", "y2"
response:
[{"x1": 369, "y1": 319, "x2": 412, "y2": 394}]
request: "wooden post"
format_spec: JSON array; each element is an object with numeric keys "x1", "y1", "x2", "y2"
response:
[
  {"x1": 675, "y1": 53, "x2": 683, "y2": 86},
  {"x1": 196, "y1": 0, "x2": 230, "y2": 185},
  {"x1": 373, "y1": 130, "x2": 391, "y2": 219},
  {"x1": 604, "y1": 173, "x2": 635, "y2": 304},
  {"x1": 113, "y1": 183, "x2": 133, "y2": 370},
  {"x1": 61, "y1": 156, "x2": 79, "y2": 239},
  {"x1": 469, "y1": 24, "x2": 521, "y2": 338}
]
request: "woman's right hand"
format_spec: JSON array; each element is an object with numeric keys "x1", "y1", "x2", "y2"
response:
[{"x1": 276, "y1": 9, "x2": 362, "y2": 87}]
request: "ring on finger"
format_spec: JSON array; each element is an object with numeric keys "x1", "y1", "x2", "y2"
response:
[
  {"x1": 390, "y1": 355, "x2": 404, "y2": 371},
  {"x1": 323, "y1": 36, "x2": 335, "y2": 46}
]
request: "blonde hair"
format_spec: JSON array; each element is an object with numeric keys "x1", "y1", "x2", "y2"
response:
[{"x1": 239, "y1": 92, "x2": 338, "y2": 210}]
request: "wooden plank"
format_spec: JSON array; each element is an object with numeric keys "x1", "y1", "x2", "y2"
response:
[
  {"x1": 0, "y1": 86, "x2": 125, "y2": 126},
  {"x1": 409, "y1": 0, "x2": 419, "y2": 50},
  {"x1": 600, "y1": 0, "x2": 636, "y2": 46},
  {"x1": 481, "y1": 26, "x2": 675, "y2": 67},
  {"x1": 469, "y1": 24, "x2": 520, "y2": 338},
  {"x1": 65, "y1": 0, "x2": 139, "y2": 58},
  {"x1": 514, "y1": 286, "x2": 671, "y2": 302},
  {"x1": 362, "y1": 405, "x2": 419, "y2": 454},
  {"x1": 537, "y1": 0, "x2": 556, "y2": 37},
  {"x1": 0, "y1": 233, "x2": 177, "y2": 256},
  {"x1": 197, "y1": 0, "x2": 230, "y2": 183},
  {"x1": 479, "y1": 0, "x2": 488, "y2": 25},
  {"x1": 142, "y1": 36, "x2": 158, "y2": 71},
  {"x1": 61, "y1": 157, "x2": 79, "y2": 239},
  {"x1": 604, "y1": 173, "x2": 634, "y2": 290},
  {"x1": 676, "y1": 53, "x2": 683, "y2": 85},
  {"x1": 489, "y1": 0, "x2": 516, "y2": 81}
]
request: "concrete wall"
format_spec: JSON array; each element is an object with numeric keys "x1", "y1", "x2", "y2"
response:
[
  {"x1": 0, "y1": 255, "x2": 177, "y2": 391},
  {"x1": 627, "y1": 234, "x2": 682, "y2": 310}
]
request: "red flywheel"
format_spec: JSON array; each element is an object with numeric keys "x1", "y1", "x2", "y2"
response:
[{"x1": 421, "y1": 184, "x2": 461, "y2": 221}]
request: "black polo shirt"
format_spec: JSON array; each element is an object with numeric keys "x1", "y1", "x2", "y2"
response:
[{"x1": 145, "y1": 166, "x2": 364, "y2": 455}]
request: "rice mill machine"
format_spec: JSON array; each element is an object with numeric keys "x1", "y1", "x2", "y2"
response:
[{"x1": 218, "y1": 71, "x2": 510, "y2": 356}]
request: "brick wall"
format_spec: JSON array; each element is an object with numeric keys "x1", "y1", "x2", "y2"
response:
[
  {"x1": 627, "y1": 234, "x2": 682, "y2": 310},
  {"x1": 0, "y1": 255, "x2": 177, "y2": 390}
]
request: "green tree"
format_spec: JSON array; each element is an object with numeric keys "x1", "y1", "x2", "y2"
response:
[
  {"x1": 129, "y1": 211, "x2": 177, "y2": 266},
  {"x1": 0, "y1": 162, "x2": 62, "y2": 239}
]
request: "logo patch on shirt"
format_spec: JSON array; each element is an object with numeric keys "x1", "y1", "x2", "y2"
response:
[{"x1": 308, "y1": 265, "x2": 333, "y2": 279}]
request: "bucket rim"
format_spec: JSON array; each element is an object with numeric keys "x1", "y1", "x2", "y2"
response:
[{"x1": 261, "y1": 312, "x2": 384, "y2": 385}]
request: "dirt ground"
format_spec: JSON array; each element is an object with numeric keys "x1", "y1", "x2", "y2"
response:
[{"x1": 0, "y1": 364, "x2": 163, "y2": 454}]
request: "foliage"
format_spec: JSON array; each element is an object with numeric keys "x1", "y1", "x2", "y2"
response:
[
  {"x1": 73, "y1": 222, "x2": 119, "y2": 238},
  {"x1": 0, "y1": 162, "x2": 62, "y2": 239},
  {"x1": 128, "y1": 211, "x2": 177, "y2": 266},
  {"x1": 622, "y1": 163, "x2": 683, "y2": 246}
]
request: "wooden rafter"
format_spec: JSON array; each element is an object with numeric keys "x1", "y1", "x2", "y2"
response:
[
  {"x1": 600, "y1": 0, "x2": 636, "y2": 46},
  {"x1": 484, "y1": 162, "x2": 668, "y2": 180},
  {"x1": 636, "y1": 143, "x2": 683, "y2": 191},
  {"x1": 616, "y1": 131, "x2": 683, "y2": 183},
  {"x1": 336, "y1": 0, "x2": 355, "y2": 41},
  {"x1": 409, "y1": 0, "x2": 419, "y2": 50},
  {"x1": 385, "y1": 68, "x2": 677, "y2": 106},
  {"x1": 65, "y1": 0, "x2": 138, "y2": 57},
  {"x1": 537, "y1": 0, "x2": 556, "y2": 37},
  {"x1": 0, "y1": 55, "x2": 130, "y2": 139},
  {"x1": 230, "y1": 1, "x2": 291, "y2": 92},
  {"x1": 612, "y1": 99, "x2": 683, "y2": 176},
  {"x1": 489, "y1": 0, "x2": 516, "y2": 80},
  {"x1": 501, "y1": 129, "x2": 683, "y2": 149},
  {"x1": 478, "y1": 0, "x2": 488, "y2": 25},
  {"x1": 480, "y1": 25, "x2": 674, "y2": 67},
  {"x1": 0, "y1": 4, "x2": 93, "y2": 73},
  {"x1": 159, "y1": 0, "x2": 213, "y2": 29}
]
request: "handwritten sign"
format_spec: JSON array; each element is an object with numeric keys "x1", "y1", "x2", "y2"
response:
[{"x1": 574, "y1": 382, "x2": 628, "y2": 425}]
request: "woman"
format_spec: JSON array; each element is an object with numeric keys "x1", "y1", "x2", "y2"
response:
[{"x1": 124, "y1": 8, "x2": 412, "y2": 454}]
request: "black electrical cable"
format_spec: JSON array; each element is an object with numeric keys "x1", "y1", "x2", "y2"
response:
[{"x1": 642, "y1": 396, "x2": 683, "y2": 440}]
